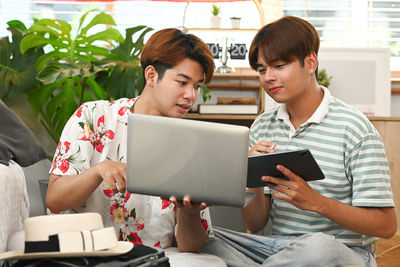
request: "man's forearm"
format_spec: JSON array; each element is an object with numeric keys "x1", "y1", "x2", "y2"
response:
[
  {"x1": 46, "y1": 168, "x2": 102, "y2": 213},
  {"x1": 176, "y1": 210, "x2": 208, "y2": 253},
  {"x1": 316, "y1": 195, "x2": 397, "y2": 238},
  {"x1": 241, "y1": 187, "x2": 270, "y2": 233}
]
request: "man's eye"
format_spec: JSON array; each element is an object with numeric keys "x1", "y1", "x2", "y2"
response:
[
  {"x1": 275, "y1": 64, "x2": 285, "y2": 69},
  {"x1": 177, "y1": 81, "x2": 186, "y2": 86},
  {"x1": 194, "y1": 85, "x2": 202, "y2": 90},
  {"x1": 258, "y1": 68, "x2": 266, "y2": 74}
]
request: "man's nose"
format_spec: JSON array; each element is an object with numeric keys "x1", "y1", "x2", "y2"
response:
[
  {"x1": 264, "y1": 68, "x2": 276, "y2": 82},
  {"x1": 183, "y1": 85, "x2": 197, "y2": 100}
]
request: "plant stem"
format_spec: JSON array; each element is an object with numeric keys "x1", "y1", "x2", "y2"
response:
[
  {"x1": 80, "y1": 76, "x2": 87, "y2": 105},
  {"x1": 0, "y1": 63, "x2": 17, "y2": 72}
]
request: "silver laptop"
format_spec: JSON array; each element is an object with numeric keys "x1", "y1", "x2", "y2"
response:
[{"x1": 126, "y1": 113, "x2": 249, "y2": 207}]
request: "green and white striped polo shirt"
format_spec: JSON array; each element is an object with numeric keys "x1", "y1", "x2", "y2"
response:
[{"x1": 249, "y1": 87, "x2": 394, "y2": 246}]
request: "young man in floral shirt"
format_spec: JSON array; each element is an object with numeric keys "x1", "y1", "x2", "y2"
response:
[{"x1": 46, "y1": 28, "x2": 216, "y2": 253}]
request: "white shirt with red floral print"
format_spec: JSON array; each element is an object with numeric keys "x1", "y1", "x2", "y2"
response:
[{"x1": 49, "y1": 97, "x2": 213, "y2": 248}]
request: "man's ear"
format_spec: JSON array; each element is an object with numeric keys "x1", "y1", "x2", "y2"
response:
[
  {"x1": 144, "y1": 65, "x2": 158, "y2": 87},
  {"x1": 305, "y1": 51, "x2": 318, "y2": 74}
]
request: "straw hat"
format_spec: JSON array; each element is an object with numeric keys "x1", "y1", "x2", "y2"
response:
[{"x1": 0, "y1": 213, "x2": 133, "y2": 260}]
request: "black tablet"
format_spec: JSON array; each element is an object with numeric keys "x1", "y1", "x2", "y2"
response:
[{"x1": 247, "y1": 149, "x2": 325, "y2": 188}]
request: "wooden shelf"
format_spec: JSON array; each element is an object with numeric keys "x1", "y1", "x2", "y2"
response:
[
  {"x1": 189, "y1": 67, "x2": 264, "y2": 125},
  {"x1": 184, "y1": 113, "x2": 257, "y2": 127},
  {"x1": 185, "y1": 113, "x2": 258, "y2": 120},
  {"x1": 390, "y1": 70, "x2": 400, "y2": 94},
  {"x1": 213, "y1": 68, "x2": 258, "y2": 78},
  {"x1": 369, "y1": 117, "x2": 400, "y2": 121},
  {"x1": 207, "y1": 84, "x2": 260, "y2": 90}
]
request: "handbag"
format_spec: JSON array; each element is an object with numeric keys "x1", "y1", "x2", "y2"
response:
[{"x1": 5, "y1": 244, "x2": 169, "y2": 267}]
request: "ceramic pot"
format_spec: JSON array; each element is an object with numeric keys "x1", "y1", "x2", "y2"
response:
[
  {"x1": 230, "y1": 18, "x2": 241, "y2": 29},
  {"x1": 210, "y1": 16, "x2": 221, "y2": 28}
]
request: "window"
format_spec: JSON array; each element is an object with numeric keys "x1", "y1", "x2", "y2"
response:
[{"x1": 268, "y1": 0, "x2": 400, "y2": 69}]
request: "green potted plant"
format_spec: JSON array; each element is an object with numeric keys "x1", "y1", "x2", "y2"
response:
[{"x1": 210, "y1": 4, "x2": 221, "y2": 28}]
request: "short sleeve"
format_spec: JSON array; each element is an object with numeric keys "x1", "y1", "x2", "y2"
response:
[
  {"x1": 249, "y1": 118, "x2": 259, "y2": 149},
  {"x1": 49, "y1": 103, "x2": 95, "y2": 175},
  {"x1": 347, "y1": 132, "x2": 394, "y2": 207}
]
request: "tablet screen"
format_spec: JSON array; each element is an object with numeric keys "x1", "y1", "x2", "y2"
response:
[{"x1": 247, "y1": 149, "x2": 325, "y2": 188}]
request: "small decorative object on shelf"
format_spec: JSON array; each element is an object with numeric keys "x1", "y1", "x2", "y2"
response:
[
  {"x1": 217, "y1": 97, "x2": 256, "y2": 105},
  {"x1": 216, "y1": 37, "x2": 233, "y2": 73},
  {"x1": 185, "y1": 68, "x2": 264, "y2": 122},
  {"x1": 210, "y1": 4, "x2": 221, "y2": 29},
  {"x1": 230, "y1": 17, "x2": 241, "y2": 29},
  {"x1": 200, "y1": 96, "x2": 258, "y2": 115}
]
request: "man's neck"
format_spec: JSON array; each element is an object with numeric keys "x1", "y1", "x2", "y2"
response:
[
  {"x1": 132, "y1": 87, "x2": 160, "y2": 116},
  {"x1": 286, "y1": 84, "x2": 324, "y2": 130}
]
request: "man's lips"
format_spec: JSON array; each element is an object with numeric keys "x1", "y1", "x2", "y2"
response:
[
  {"x1": 177, "y1": 103, "x2": 192, "y2": 112},
  {"x1": 269, "y1": 86, "x2": 282, "y2": 93}
]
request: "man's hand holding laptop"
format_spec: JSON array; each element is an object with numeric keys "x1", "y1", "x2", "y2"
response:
[{"x1": 167, "y1": 195, "x2": 209, "y2": 214}]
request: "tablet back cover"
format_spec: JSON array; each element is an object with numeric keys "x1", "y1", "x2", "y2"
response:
[{"x1": 247, "y1": 149, "x2": 325, "y2": 188}]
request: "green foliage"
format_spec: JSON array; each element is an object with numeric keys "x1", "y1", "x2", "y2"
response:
[
  {"x1": 21, "y1": 10, "x2": 126, "y2": 142},
  {"x1": 317, "y1": 68, "x2": 332, "y2": 88},
  {"x1": 211, "y1": 4, "x2": 221, "y2": 16},
  {"x1": 3, "y1": 11, "x2": 212, "y2": 145},
  {"x1": 200, "y1": 84, "x2": 212, "y2": 102},
  {"x1": 95, "y1": 25, "x2": 153, "y2": 99},
  {"x1": 7, "y1": 20, "x2": 27, "y2": 32},
  {"x1": 0, "y1": 22, "x2": 43, "y2": 101},
  {"x1": 20, "y1": 10, "x2": 123, "y2": 71}
]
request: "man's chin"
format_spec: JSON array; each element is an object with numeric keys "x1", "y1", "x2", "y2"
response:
[{"x1": 170, "y1": 111, "x2": 186, "y2": 119}]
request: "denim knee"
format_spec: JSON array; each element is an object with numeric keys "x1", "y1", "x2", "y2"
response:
[{"x1": 262, "y1": 232, "x2": 368, "y2": 267}]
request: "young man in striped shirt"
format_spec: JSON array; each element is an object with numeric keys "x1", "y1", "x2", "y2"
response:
[{"x1": 203, "y1": 16, "x2": 397, "y2": 267}]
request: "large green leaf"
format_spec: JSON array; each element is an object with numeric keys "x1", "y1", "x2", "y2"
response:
[
  {"x1": 85, "y1": 28, "x2": 124, "y2": 45},
  {"x1": 38, "y1": 61, "x2": 91, "y2": 84},
  {"x1": 79, "y1": 12, "x2": 117, "y2": 36},
  {"x1": 96, "y1": 62, "x2": 143, "y2": 99},
  {"x1": 20, "y1": 10, "x2": 125, "y2": 142},
  {"x1": 21, "y1": 10, "x2": 123, "y2": 72},
  {"x1": 27, "y1": 74, "x2": 103, "y2": 142},
  {"x1": 0, "y1": 26, "x2": 43, "y2": 101},
  {"x1": 7, "y1": 20, "x2": 27, "y2": 32},
  {"x1": 20, "y1": 34, "x2": 62, "y2": 54},
  {"x1": 111, "y1": 26, "x2": 153, "y2": 61},
  {"x1": 95, "y1": 26, "x2": 153, "y2": 99}
]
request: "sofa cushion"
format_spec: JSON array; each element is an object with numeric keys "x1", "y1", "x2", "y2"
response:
[{"x1": 0, "y1": 100, "x2": 47, "y2": 167}]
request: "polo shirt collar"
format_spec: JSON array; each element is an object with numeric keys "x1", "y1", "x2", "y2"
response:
[{"x1": 277, "y1": 86, "x2": 332, "y2": 125}]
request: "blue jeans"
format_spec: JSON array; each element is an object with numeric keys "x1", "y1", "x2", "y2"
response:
[{"x1": 201, "y1": 227, "x2": 376, "y2": 267}]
